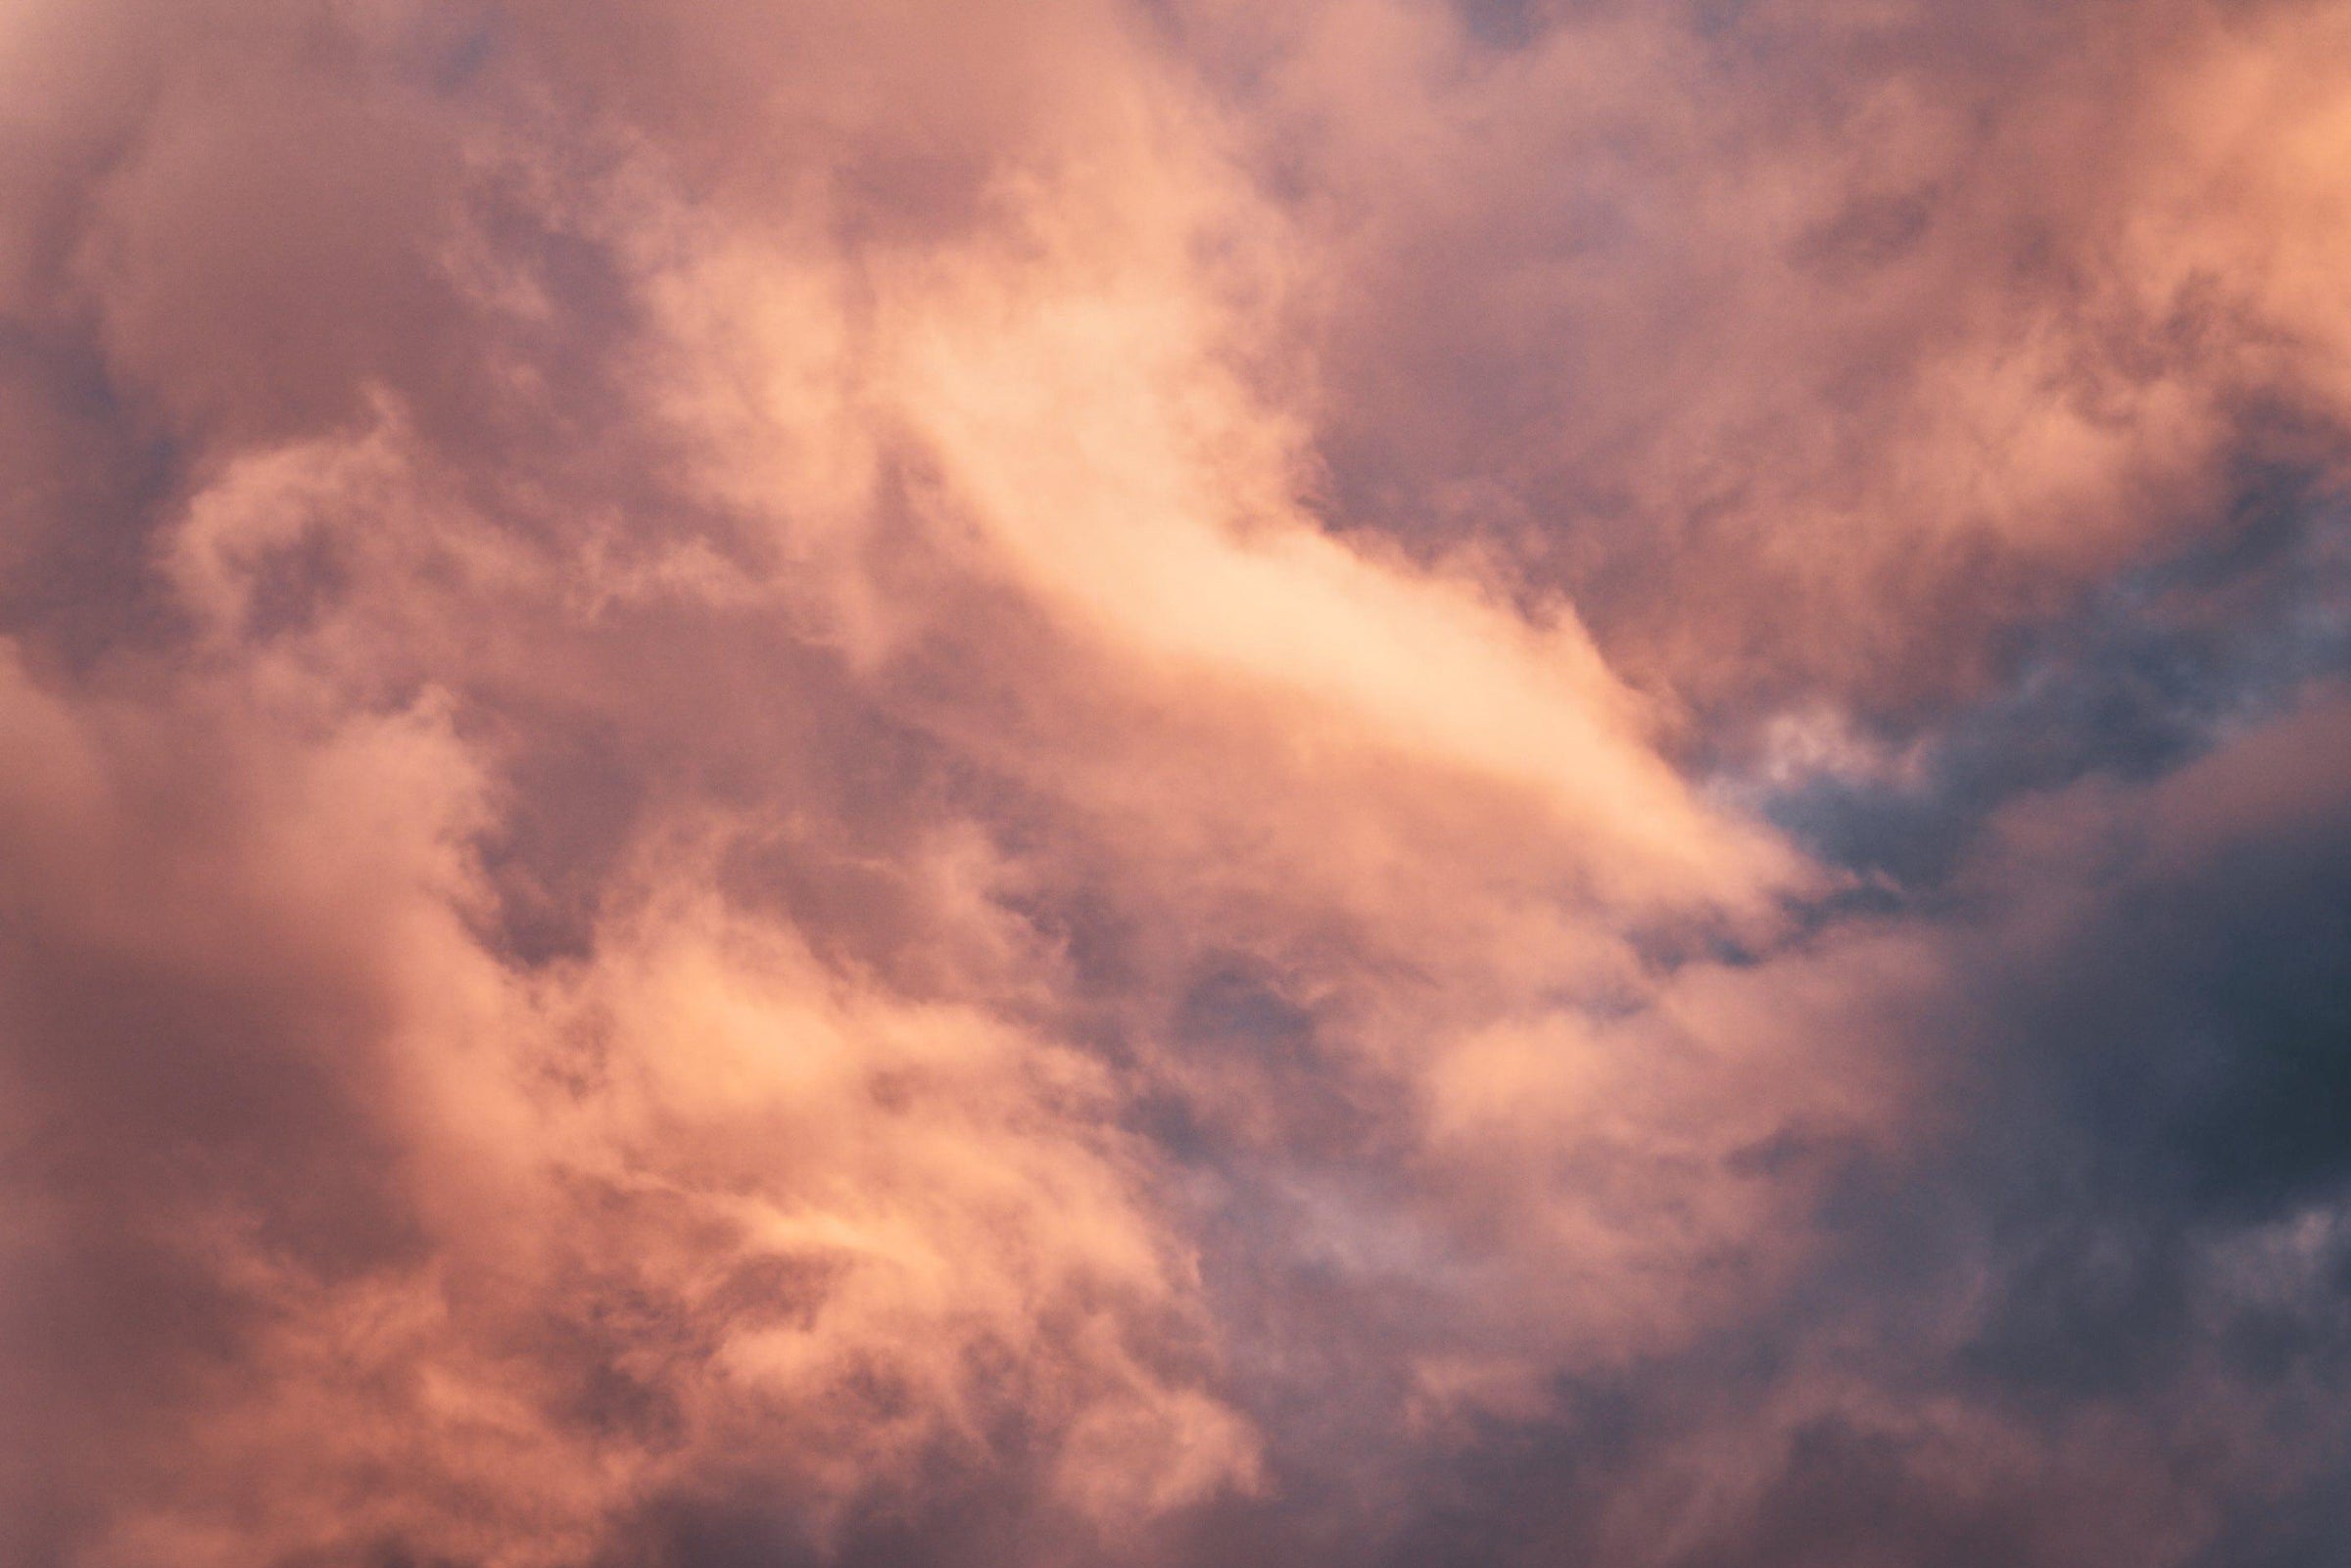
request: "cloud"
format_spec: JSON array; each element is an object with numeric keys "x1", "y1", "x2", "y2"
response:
[{"x1": 2, "y1": 2, "x2": 2348, "y2": 1566}]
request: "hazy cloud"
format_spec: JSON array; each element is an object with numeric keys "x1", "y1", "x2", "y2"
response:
[{"x1": 2, "y1": 2, "x2": 2348, "y2": 1565}]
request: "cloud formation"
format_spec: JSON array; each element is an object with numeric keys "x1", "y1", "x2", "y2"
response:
[{"x1": 2, "y1": 1, "x2": 2348, "y2": 1565}]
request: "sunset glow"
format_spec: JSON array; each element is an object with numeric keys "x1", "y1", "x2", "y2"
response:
[{"x1": 4, "y1": 3, "x2": 2351, "y2": 1564}]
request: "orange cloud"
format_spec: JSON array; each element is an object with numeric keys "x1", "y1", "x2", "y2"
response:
[{"x1": 3, "y1": 2, "x2": 2348, "y2": 1565}]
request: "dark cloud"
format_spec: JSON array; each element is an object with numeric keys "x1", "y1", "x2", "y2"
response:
[{"x1": 1764, "y1": 464, "x2": 2351, "y2": 885}]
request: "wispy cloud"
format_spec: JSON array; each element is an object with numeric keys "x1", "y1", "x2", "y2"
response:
[{"x1": 3, "y1": 3, "x2": 2349, "y2": 1565}]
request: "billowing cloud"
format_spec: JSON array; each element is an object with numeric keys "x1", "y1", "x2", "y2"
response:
[{"x1": 2, "y1": 2, "x2": 2348, "y2": 1566}]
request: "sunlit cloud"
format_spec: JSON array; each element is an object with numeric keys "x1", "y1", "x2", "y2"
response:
[{"x1": 4, "y1": 2, "x2": 2350, "y2": 1565}]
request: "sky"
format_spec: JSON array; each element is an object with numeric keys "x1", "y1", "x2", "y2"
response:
[{"x1": 2, "y1": 1, "x2": 2349, "y2": 1564}]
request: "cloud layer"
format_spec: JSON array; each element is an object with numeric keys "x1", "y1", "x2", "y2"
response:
[{"x1": 3, "y1": 2, "x2": 2349, "y2": 1564}]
